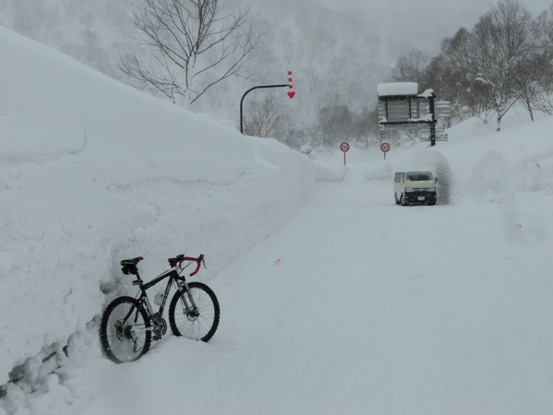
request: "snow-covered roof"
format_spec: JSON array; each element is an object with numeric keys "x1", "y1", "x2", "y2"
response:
[
  {"x1": 418, "y1": 89, "x2": 435, "y2": 98},
  {"x1": 377, "y1": 82, "x2": 418, "y2": 97}
]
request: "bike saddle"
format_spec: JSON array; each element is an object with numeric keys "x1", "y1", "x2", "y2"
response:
[{"x1": 120, "y1": 256, "x2": 144, "y2": 275}]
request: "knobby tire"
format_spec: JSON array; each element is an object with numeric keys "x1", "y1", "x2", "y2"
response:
[{"x1": 99, "y1": 296, "x2": 151, "y2": 364}]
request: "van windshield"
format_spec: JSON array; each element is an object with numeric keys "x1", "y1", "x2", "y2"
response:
[{"x1": 406, "y1": 172, "x2": 433, "y2": 181}]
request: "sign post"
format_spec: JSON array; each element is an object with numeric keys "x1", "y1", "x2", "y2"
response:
[
  {"x1": 380, "y1": 141, "x2": 390, "y2": 159},
  {"x1": 377, "y1": 83, "x2": 441, "y2": 146},
  {"x1": 340, "y1": 142, "x2": 350, "y2": 165}
]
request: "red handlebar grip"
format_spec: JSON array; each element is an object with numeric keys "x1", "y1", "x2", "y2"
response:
[{"x1": 182, "y1": 257, "x2": 201, "y2": 276}]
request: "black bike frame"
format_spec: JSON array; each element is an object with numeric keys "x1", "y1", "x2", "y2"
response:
[{"x1": 133, "y1": 268, "x2": 183, "y2": 316}]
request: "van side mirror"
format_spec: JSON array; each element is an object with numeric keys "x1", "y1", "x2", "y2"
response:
[{"x1": 434, "y1": 178, "x2": 438, "y2": 183}]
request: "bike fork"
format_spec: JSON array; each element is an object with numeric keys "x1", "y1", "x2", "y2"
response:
[{"x1": 177, "y1": 282, "x2": 198, "y2": 314}]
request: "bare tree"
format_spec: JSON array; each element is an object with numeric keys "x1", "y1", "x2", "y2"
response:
[
  {"x1": 390, "y1": 49, "x2": 430, "y2": 84},
  {"x1": 120, "y1": 0, "x2": 260, "y2": 107},
  {"x1": 526, "y1": 7, "x2": 553, "y2": 116},
  {"x1": 425, "y1": 28, "x2": 489, "y2": 121},
  {"x1": 471, "y1": 0, "x2": 535, "y2": 131},
  {"x1": 243, "y1": 94, "x2": 281, "y2": 138},
  {"x1": 316, "y1": 105, "x2": 355, "y2": 148},
  {"x1": 513, "y1": 52, "x2": 549, "y2": 121}
]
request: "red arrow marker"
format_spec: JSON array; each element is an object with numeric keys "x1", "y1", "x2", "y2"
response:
[{"x1": 287, "y1": 71, "x2": 295, "y2": 99}]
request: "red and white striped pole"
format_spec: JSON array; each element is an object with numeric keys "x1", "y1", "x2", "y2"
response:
[{"x1": 287, "y1": 71, "x2": 295, "y2": 99}]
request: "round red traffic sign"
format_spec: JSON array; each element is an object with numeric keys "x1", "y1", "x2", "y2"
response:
[
  {"x1": 340, "y1": 142, "x2": 350, "y2": 152},
  {"x1": 380, "y1": 142, "x2": 390, "y2": 153}
]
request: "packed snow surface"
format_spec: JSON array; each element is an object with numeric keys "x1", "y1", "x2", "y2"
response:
[{"x1": 2, "y1": 25, "x2": 553, "y2": 415}]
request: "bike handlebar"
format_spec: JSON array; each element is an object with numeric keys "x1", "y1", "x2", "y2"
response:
[{"x1": 168, "y1": 254, "x2": 205, "y2": 276}]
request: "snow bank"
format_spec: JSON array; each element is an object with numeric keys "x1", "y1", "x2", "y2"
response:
[
  {"x1": 0, "y1": 26, "x2": 319, "y2": 383},
  {"x1": 377, "y1": 112, "x2": 553, "y2": 206},
  {"x1": 441, "y1": 115, "x2": 553, "y2": 205}
]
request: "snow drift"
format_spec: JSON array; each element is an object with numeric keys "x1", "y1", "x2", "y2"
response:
[{"x1": 0, "y1": 25, "x2": 327, "y2": 384}]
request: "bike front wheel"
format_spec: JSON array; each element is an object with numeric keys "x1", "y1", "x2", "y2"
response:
[
  {"x1": 169, "y1": 282, "x2": 220, "y2": 342},
  {"x1": 99, "y1": 296, "x2": 151, "y2": 363}
]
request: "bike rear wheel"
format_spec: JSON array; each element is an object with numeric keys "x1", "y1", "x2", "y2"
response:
[
  {"x1": 169, "y1": 282, "x2": 220, "y2": 342},
  {"x1": 99, "y1": 296, "x2": 151, "y2": 363}
]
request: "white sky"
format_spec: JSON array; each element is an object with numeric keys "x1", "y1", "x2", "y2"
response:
[
  {"x1": 320, "y1": 0, "x2": 552, "y2": 15},
  {"x1": 318, "y1": 0, "x2": 553, "y2": 52}
]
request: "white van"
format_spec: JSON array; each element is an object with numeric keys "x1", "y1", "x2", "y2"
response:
[{"x1": 394, "y1": 171, "x2": 437, "y2": 206}]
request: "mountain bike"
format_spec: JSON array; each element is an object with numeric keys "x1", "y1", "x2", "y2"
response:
[{"x1": 99, "y1": 254, "x2": 220, "y2": 363}]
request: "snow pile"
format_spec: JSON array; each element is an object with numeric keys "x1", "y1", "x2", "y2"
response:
[
  {"x1": 443, "y1": 116, "x2": 553, "y2": 204},
  {"x1": 374, "y1": 112, "x2": 553, "y2": 206},
  {"x1": 0, "y1": 25, "x2": 326, "y2": 385}
]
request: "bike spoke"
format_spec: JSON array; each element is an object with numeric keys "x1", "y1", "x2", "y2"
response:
[
  {"x1": 169, "y1": 283, "x2": 219, "y2": 342},
  {"x1": 100, "y1": 298, "x2": 151, "y2": 363}
]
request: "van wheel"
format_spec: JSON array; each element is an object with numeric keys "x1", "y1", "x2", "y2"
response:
[
  {"x1": 394, "y1": 195, "x2": 400, "y2": 205},
  {"x1": 400, "y1": 194, "x2": 408, "y2": 206}
]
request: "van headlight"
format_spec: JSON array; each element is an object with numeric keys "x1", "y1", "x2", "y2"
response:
[
  {"x1": 428, "y1": 187, "x2": 436, "y2": 192},
  {"x1": 405, "y1": 187, "x2": 414, "y2": 192}
]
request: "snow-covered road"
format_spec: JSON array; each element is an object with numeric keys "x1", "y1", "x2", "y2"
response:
[{"x1": 55, "y1": 163, "x2": 553, "y2": 415}]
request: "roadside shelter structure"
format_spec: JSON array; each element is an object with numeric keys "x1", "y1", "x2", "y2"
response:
[{"x1": 377, "y1": 82, "x2": 448, "y2": 146}]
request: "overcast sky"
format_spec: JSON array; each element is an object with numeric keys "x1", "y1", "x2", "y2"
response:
[
  {"x1": 319, "y1": 0, "x2": 552, "y2": 16},
  {"x1": 317, "y1": 0, "x2": 553, "y2": 53}
]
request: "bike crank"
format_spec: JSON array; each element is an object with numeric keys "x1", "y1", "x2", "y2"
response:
[{"x1": 151, "y1": 313, "x2": 167, "y2": 340}]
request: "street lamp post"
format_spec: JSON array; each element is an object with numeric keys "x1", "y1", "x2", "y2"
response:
[
  {"x1": 240, "y1": 72, "x2": 296, "y2": 134},
  {"x1": 240, "y1": 84, "x2": 287, "y2": 134}
]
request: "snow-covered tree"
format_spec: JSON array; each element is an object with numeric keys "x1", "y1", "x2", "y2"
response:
[{"x1": 471, "y1": 0, "x2": 536, "y2": 131}]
